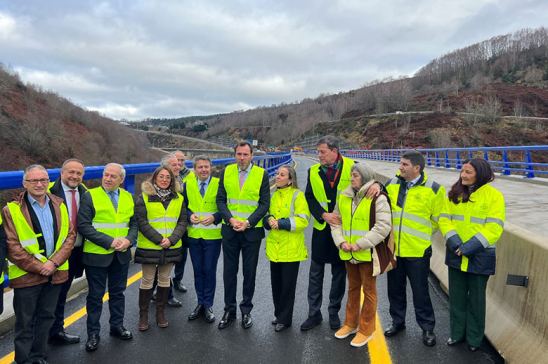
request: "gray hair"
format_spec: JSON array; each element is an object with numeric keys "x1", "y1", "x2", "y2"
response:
[
  {"x1": 23, "y1": 164, "x2": 49, "y2": 181},
  {"x1": 193, "y1": 155, "x2": 211, "y2": 165},
  {"x1": 161, "y1": 153, "x2": 178, "y2": 168},
  {"x1": 317, "y1": 135, "x2": 339, "y2": 151},
  {"x1": 105, "y1": 163, "x2": 126, "y2": 179},
  {"x1": 278, "y1": 165, "x2": 299, "y2": 189},
  {"x1": 351, "y1": 163, "x2": 375, "y2": 187}
]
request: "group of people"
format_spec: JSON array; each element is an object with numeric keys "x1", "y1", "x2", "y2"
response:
[{"x1": 0, "y1": 136, "x2": 505, "y2": 363}]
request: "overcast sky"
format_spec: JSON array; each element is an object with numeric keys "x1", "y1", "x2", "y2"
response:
[{"x1": 0, "y1": 0, "x2": 546, "y2": 120}]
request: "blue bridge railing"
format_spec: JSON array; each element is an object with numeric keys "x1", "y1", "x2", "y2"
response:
[
  {"x1": 0, "y1": 153, "x2": 292, "y2": 193},
  {"x1": 339, "y1": 145, "x2": 548, "y2": 178}
]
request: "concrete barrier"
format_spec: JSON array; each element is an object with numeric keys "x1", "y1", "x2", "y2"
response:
[{"x1": 373, "y1": 170, "x2": 548, "y2": 364}]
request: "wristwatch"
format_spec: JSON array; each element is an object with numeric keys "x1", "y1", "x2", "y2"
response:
[{"x1": 245, "y1": 220, "x2": 250, "y2": 229}]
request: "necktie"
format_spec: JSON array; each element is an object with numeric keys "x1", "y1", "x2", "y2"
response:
[
  {"x1": 239, "y1": 170, "x2": 246, "y2": 189},
  {"x1": 200, "y1": 182, "x2": 206, "y2": 197},
  {"x1": 108, "y1": 191, "x2": 118, "y2": 210},
  {"x1": 69, "y1": 189, "x2": 78, "y2": 229}
]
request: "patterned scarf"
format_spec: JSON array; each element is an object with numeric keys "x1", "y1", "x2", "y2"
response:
[{"x1": 153, "y1": 183, "x2": 172, "y2": 201}]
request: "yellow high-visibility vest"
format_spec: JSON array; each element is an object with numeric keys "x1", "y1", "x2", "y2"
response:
[
  {"x1": 6, "y1": 200, "x2": 69, "y2": 280},
  {"x1": 309, "y1": 156, "x2": 353, "y2": 230},
  {"x1": 137, "y1": 193, "x2": 184, "y2": 250},
  {"x1": 337, "y1": 193, "x2": 373, "y2": 262},
  {"x1": 83, "y1": 187, "x2": 134, "y2": 255},
  {"x1": 223, "y1": 164, "x2": 264, "y2": 227},
  {"x1": 186, "y1": 174, "x2": 222, "y2": 240}
]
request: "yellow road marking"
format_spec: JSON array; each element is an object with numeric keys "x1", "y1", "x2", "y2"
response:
[
  {"x1": 369, "y1": 315, "x2": 392, "y2": 363},
  {"x1": 0, "y1": 271, "x2": 143, "y2": 364}
]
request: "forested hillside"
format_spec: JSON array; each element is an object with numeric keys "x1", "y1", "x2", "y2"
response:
[
  {"x1": 138, "y1": 27, "x2": 548, "y2": 148},
  {"x1": 0, "y1": 66, "x2": 163, "y2": 171}
]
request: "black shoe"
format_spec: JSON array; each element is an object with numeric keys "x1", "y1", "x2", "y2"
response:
[
  {"x1": 275, "y1": 323, "x2": 290, "y2": 332},
  {"x1": 468, "y1": 345, "x2": 479, "y2": 352},
  {"x1": 329, "y1": 314, "x2": 341, "y2": 330},
  {"x1": 85, "y1": 334, "x2": 100, "y2": 352},
  {"x1": 109, "y1": 326, "x2": 133, "y2": 340},
  {"x1": 218, "y1": 311, "x2": 235, "y2": 330},
  {"x1": 241, "y1": 313, "x2": 253, "y2": 329},
  {"x1": 300, "y1": 315, "x2": 322, "y2": 331},
  {"x1": 204, "y1": 307, "x2": 215, "y2": 323},
  {"x1": 49, "y1": 331, "x2": 80, "y2": 345},
  {"x1": 271, "y1": 318, "x2": 278, "y2": 325},
  {"x1": 173, "y1": 281, "x2": 188, "y2": 293},
  {"x1": 422, "y1": 330, "x2": 436, "y2": 346},
  {"x1": 384, "y1": 324, "x2": 406, "y2": 337},
  {"x1": 446, "y1": 337, "x2": 464, "y2": 346},
  {"x1": 188, "y1": 304, "x2": 204, "y2": 320},
  {"x1": 167, "y1": 297, "x2": 182, "y2": 308}
]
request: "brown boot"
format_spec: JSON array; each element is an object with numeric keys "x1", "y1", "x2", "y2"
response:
[
  {"x1": 138, "y1": 288, "x2": 153, "y2": 331},
  {"x1": 156, "y1": 286, "x2": 170, "y2": 328}
]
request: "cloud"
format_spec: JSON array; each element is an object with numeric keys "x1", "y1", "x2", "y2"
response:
[{"x1": 1, "y1": 0, "x2": 546, "y2": 120}]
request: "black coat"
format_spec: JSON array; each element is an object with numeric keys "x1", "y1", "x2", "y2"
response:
[
  {"x1": 49, "y1": 178, "x2": 87, "y2": 277},
  {"x1": 305, "y1": 159, "x2": 353, "y2": 264},
  {"x1": 216, "y1": 164, "x2": 270, "y2": 242},
  {"x1": 134, "y1": 182, "x2": 187, "y2": 265}
]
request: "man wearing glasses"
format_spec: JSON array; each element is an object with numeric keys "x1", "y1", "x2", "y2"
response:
[{"x1": 1, "y1": 164, "x2": 75, "y2": 364}]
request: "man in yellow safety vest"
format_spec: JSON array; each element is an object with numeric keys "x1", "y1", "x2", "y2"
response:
[{"x1": 2, "y1": 164, "x2": 75, "y2": 364}]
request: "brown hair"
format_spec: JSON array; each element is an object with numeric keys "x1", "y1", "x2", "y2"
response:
[{"x1": 150, "y1": 166, "x2": 179, "y2": 197}]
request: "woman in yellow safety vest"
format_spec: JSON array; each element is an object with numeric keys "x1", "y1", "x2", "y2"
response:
[
  {"x1": 331, "y1": 163, "x2": 392, "y2": 347},
  {"x1": 264, "y1": 165, "x2": 309, "y2": 332},
  {"x1": 134, "y1": 166, "x2": 187, "y2": 331},
  {"x1": 439, "y1": 158, "x2": 505, "y2": 352}
]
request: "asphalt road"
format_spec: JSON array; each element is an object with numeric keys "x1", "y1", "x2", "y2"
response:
[{"x1": 0, "y1": 156, "x2": 503, "y2": 363}]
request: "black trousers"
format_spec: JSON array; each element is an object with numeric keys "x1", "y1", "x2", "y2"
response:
[
  {"x1": 49, "y1": 270, "x2": 76, "y2": 336},
  {"x1": 222, "y1": 233, "x2": 261, "y2": 315},
  {"x1": 13, "y1": 282, "x2": 61, "y2": 364},
  {"x1": 270, "y1": 261, "x2": 300, "y2": 326},
  {"x1": 306, "y1": 259, "x2": 346, "y2": 318},
  {"x1": 387, "y1": 254, "x2": 435, "y2": 330},
  {"x1": 85, "y1": 258, "x2": 129, "y2": 336}
]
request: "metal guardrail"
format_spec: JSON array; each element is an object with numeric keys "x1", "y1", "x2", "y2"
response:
[
  {"x1": 0, "y1": 153, "x2": 293, "y2": 193},
  {"x1": 337, "y1": 145, "x2": 548, "y2": 178}
]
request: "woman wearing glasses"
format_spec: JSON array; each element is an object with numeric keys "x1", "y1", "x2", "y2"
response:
[{"x1": 134, "y1": 166, "x2": 187, "y2": 330}]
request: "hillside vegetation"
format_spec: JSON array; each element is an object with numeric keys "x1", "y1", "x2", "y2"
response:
[
  {"x1": 0, "y1": 66, "x2": 163, "y2": 171},
  {"x1": 138, "y1": 27, "x2": 548, "y2": 149}
]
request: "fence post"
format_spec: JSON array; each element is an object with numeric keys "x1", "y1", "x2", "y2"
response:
[
  {"x1": 502, "y1": 150, "x2": 511, "y2": 175},
  {"x1": 435, "y1": 151, "x2": 441, "y2": 167},
  {"x1": 445, "y1": 150, "x2": 450, "y2": 168},
  {"x1": 456, "y1": 151, "x2": 462, "y2": 169},
  {"x1": 525, "y1": 150, "x2": 535, "y2": 178},
  {"x1": 426, "y1": 152, "x2": 431, "y2": 166}
]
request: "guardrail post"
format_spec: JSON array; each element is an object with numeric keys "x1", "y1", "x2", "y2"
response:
[
  {"x1": 426, "y1": 152, "x2": 431, "y2": 166},
  {"x1": 502, "y1": 150, "x2": 510, "y2": 175},
  {"x1": 435, "y1": 152, "x2": 440, "y2": 167},
  {"x1": 483, "y1": 150, "x2": 489, "y2": 161},
  {"x1": 445, "y1": 150, "x2": 450, "y2": 168},
  {"x1": 525, "y1": 150, "x2": 535, "y2": 178},
  {"x1": 456, "y1": 151, "x2": 462, "y2": 169}
]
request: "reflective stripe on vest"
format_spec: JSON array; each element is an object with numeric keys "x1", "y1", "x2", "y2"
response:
[
  {"x1": 137, "y1": 192, "x2": 184, "y2": 250},
  {"x1": 224, "y1": 164, "x2": 264, "y2": 227},
  {"x1": 6, "y1": 201, "x2": 69, "y2": 280},
  {"x1": 309, "y1": 156, "x2": 353, "y2": 230},
  {"x1": 187, "y1": 175, "x2": 222, "y2": 240},
  {"x1": 386, "y1": 178, "x2": 438, "y2": 257},
  {"x1": 338, "y1": 194, "x2": 373, "y2": 262},
  {"x1": 0, "y1": 215, "x2": 4, "y2": 284},
  {"x1": 84, "y1": 187, "x2": 134, "y2": 255}
]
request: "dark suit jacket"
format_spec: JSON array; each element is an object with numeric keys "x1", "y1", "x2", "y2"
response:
[
  {"x1": 216, "y1": 164, "x2": 270, "y2": 242},
  {"x1": 49, "y1": 178, "x2": 86, "y2": 277},
  {"x1": 78, "y1": 189, "x2": 138, "y2": 267}
]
